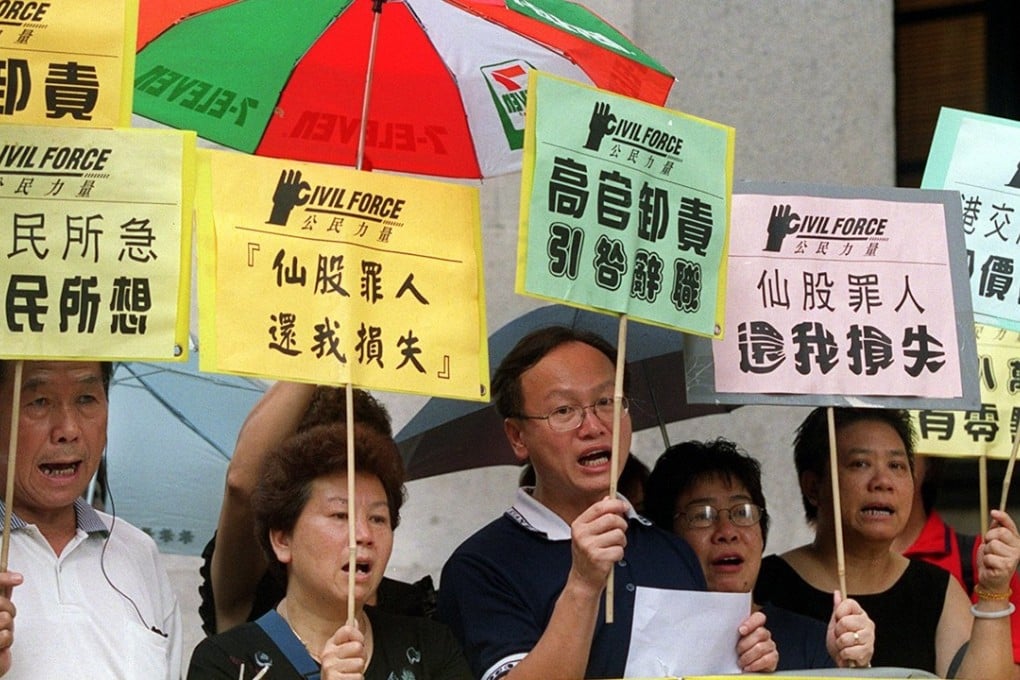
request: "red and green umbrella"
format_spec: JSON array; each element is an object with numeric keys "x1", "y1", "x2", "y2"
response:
[{"x1": 134, "y1": 0, "x2": 676, "y2": 178}]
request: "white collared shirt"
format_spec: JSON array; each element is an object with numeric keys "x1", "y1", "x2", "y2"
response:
[{"x1": 2, "y1": 499, "x2": 182, "y2": 680}]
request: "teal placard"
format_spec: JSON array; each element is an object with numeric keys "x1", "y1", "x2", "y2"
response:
[
  {"x1": 517, "y1": 71, "x2": 734, "y2": 338},
  {"x1": 923, "y1": 107, "x2": 1020, "y2": 331}
]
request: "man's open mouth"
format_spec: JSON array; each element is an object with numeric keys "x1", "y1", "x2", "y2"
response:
[
  {"x1": 40, "y1": 461, "x2": 80, "y2": 477},
  {"x1": 579, "y1": 451, "x2": 610, "y2": 467}
]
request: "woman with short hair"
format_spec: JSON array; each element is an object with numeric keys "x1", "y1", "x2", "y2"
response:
[{"x1": 188, "y1": 423, "x2": 471, "y2": 680}]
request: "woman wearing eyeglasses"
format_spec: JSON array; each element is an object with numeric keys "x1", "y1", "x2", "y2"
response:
[{"x1": 644, "y1": 437, "x2": 876, "y2": 671}]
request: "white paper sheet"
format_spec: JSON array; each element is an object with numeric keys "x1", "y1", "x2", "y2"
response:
[{"x1": 623, "y1": 587, "x2": 751, "y2": 677}]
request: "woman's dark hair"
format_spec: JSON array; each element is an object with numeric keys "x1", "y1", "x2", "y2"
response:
[
  {"x1": 645, "y1": 438, "x2": 770, "y2": 545},
  {"x1": 253, "y1": 423, "x2": 406, "y2": 583},
  {"x1": 297, "y1": 386, "x2": 392, "y2": 437},
  {"x1": 492, "y1": 325, "x2": 626, "y2": 418},
  {"x1": 793, "y1": 407, "x2": 915, "y2": 521}
]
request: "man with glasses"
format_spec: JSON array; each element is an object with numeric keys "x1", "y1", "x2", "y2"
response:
[
  {"x1": 643, "y1": 437, "x2": 875, "y2": 670},
  {"x1": 436, "y1": 326, "x2": 779, "y2": 680}
]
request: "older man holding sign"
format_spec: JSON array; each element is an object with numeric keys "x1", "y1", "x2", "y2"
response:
[{"x1": 0, "y1": 122, "x2": 193, "y2": 678}]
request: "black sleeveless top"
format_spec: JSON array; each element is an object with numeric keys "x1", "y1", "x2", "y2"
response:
[{"x1": 754, "y1": 554, "x2": 949, "y2": 673}]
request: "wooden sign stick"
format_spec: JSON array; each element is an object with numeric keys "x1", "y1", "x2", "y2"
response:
[
  {"x1": 605, "y1": 314, "x2": 628, "y2": 624},
  {"x1": 999, "y1": 429, "x2": 1020, "y2": 514},
  {"x1": 0, "y1": 362, "x2": 22, "y2": 573},
  {"x1": 346, "y1": 381, "x2": 357, "y2": 626},
  {"x1": 980, "y1": 455, "x2": 989, "y2": 537},
  {"x1": 826, "y1": 407, "x2": 856, "y2": 668},
  {"x1": 826, "y1": 408, "x2": 849, "y2": 598}
]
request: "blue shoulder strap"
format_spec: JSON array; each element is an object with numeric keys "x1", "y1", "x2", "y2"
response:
[{"x1": 254, "y1": 609, "x2": 321, "y2": 680}]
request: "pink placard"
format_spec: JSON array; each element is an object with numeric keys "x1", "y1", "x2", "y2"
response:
[{"x1": 713, "y1": 192, "x2": 963, "y2": 398}]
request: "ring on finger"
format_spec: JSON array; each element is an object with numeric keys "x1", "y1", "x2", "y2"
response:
[{"x1": 852, "y1": 631, "x2": 861, "y2": 644}]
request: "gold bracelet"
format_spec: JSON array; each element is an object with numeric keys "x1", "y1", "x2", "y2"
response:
[{"x1": 974, "y1": 585, "x2": 1013, "y2": 601}]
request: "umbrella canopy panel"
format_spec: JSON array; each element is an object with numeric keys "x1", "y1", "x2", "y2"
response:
[
  {"x1": 134, "y1": 0, "x2": 676, "y2": 178},
  {"x1": 104, "y1": 356, "x2": 266, "y2": 555}
]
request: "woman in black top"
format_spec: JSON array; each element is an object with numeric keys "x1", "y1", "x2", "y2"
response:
[
  {"x1": 754, "y1": 407, "x2": 1019, "y2": 679},
  {"x1": 188, "y1": 423, "x2": 471, "y2": 680}
]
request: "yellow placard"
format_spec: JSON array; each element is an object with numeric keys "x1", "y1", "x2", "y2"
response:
[
  {"x1": 196, "y1": 149, "x2": 488, "y2": 400},
  {"x1": 0, "y1": 0, "x2": 136, "y2": 127},
  {"x1": 913, "y1": 323, "x2": 1020, "y2": 459},
  {"x1": 0, "y1": 123, "x2": 195, "y2": 361}
]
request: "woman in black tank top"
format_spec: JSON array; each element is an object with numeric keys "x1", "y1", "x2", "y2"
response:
[{"x1": 753, "y1": 407, "x2": 1019, "y2": 679}]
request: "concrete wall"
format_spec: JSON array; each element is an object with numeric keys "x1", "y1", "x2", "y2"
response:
[{"x1": 161, "y1": 0, "x2": 896, "y2": 665}]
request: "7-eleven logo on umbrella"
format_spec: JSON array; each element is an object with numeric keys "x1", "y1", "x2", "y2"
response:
[{"x1": 481, "y1": 60, "x2": 534, "y2": 151}]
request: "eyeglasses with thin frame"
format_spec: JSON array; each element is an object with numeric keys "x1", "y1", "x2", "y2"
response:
[
  {"x1": 513, "y1": 396, "x2": 629, "y2": 432},
  {"x1": 674, "y1": 502, "x2": 763, "y2": 529}
]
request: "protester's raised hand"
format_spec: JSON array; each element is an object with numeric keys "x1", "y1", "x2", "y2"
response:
[
  {"x1": 735, "y1": 609, "x2": 778, "y2": 673},
  {"x1": 568, "y1": 497, "x2": 629, "y2": 596},
  {"x1": 319, "y1": 621, "x2": 367, "y2": 680},
  {"x1": 0, "y1": 572, "x2": 23, "y2": 678},
  {"x1": 977, "y1": 509, "x2": 1020, "y2": 594},
  {"x1": 826, "y1": 590, "x2": 874, "y2": 668}
]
